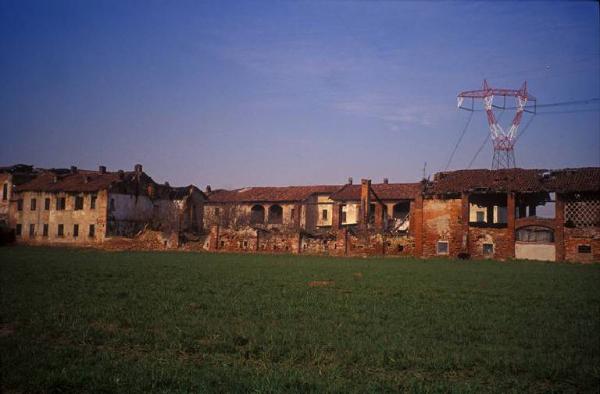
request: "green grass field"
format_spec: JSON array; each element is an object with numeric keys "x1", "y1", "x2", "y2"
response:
[{"x1": 1, "y1": 247, "x2": 599, "y2": 393}]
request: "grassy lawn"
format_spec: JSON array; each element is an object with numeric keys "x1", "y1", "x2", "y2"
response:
[{"x1": 1, "y1": 247, "x2": 599, "y2": 393}]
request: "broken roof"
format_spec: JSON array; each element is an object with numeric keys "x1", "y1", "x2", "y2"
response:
[
  {"x1": 427, "y1": 167, "x2": 600, "y2": 194},
  {"x1": 14, "y1": 169, "x2": 143, "y2": 193},
  {"x1": 208, "y1": 185, "x2": 342, "y2": 203},
  {"x1": 330, "y1": 183, "x2": 422, "y2": 201}
]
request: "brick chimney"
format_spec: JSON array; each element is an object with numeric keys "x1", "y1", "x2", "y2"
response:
[
  {"x1": 134, "y1": 164, "x2": 143, "y2": 174},
  {"x1": 117, "y1": 170, "x2": 124, "y2": 180},
  {"x1": 99, "y1": 165, "x2": 106, "y2": 174},
  {"x1": 360, "y1": 179, "x2": 371, "y2": 229},
  {"x1": 347, "y1": 177, "x2": 353, "y2": 185},
  {"x1": 205, "y1": 185, "x2": 212, "y2": 193},
  {"x1": 383, "y1": 178, "x2": 389, "y2": 184},
  {"x1": 70, "y1": 166, "x2": 78, "y2": 174}
]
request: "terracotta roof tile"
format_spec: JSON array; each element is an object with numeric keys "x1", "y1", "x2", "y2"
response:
[
  {"x1": 208, "y1": 185, "x2": 342, "y2": 203},
  {"x1": 427, "y1": 167, "x2": 600, "y2": 194},
  {"x1": 330, "y1": 183, "x2": 422, "y2": 201}
]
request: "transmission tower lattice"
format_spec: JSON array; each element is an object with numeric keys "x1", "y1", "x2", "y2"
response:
[{"x1": 458, "y1": 80, "x2": 536, "y2": 169}]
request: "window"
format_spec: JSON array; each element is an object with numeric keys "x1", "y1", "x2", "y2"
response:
[
  {"x1": 243, "y1": 240, "x2": 248, "y2": 248},
  {"x1": 322, "y1": 209, "x2": 328, "y2": 220},
  {"x1": 476, "y1": 211, "x2": 485, "y2": 223},
  {"x1": 220, "y1": 240, "x2": 225, "y2": 248},
  {"x1": 90, "y1": 195, "x2": 97, "y2": 209},
  {"x1": 57, "y1": 224, "x2": 64, "y2": 237},
  {"x1": 250, "y1": 205, "x2": 265, "y2": 224},
  {"x1": 43, "y1": 224, "x2": 48, "y2": 237},
  {"x1": 483, "y1": 243, "x2": 494, "y2": 255},
  {"x1": 268, "y1": 205, "x2": 283, "y2": 224},
  {"x1": 75, "y1": 196, "x2": 84, "y2": 210},
  {"x1": 436, "y1": 241, "x2": 449, "y2": 255},
  {"x1": 88, "y1": 224, "x2": 95, "y2": 237},
  {"x1": 17, "y1": 199, "x2": 23, "y2": 211},
  {"x1": 291, "y1": 208, "x2": 295, "y2": 219},
  {"x1": 56, "y1": 197, "x2": 66, "y2": 210},
  {"x1": 516, "y1": 227, "x2": 554, "y2": 243},
  {"x1": 578, "y1": 245, "x2": 592, "y2": 254},
  {"x1": 2, "y1": 183, "x2": 7, "y2": 200},
  {"x1": 29, "y1": 224, "x2": 35, "y2": 237},
  {"x1": 44, "y1": 198, "x2": 50, "y2": 210},
  {"x1": 73, "y1": 224, "x2": 79, "y2": 237},
  {"x1": 15, "y1": 224, "x2": 22, "y2": 236},
  {"x1": 30, "y1": 198, "x2": 37, "y2": 211}
]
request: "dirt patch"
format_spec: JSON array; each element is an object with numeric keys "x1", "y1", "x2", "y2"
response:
[
  {"x1": 307, "y1": 280, "x2": 335, "y2": 288},
  {"x1": 0, "y1": 323, "x2": 15, "y2": 337}
]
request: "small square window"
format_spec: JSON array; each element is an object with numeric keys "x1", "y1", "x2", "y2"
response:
[
  {"x1": 74, "y1": 196, "x2": 84, "y2": 210},
  {"x1": 15, "y1": 223, "x2": 22, "y2": 236},
  {"x1": 437, "y1": 241, "x2": 449, "y2": 255},
  {"x1": 57, "y1": 224, "x2": 64, "y2": 237},
  {"x1": 578, "y1": 245, "x2": 592, "y2": 254},
  {"x1": 43, "y1": 224, "x2": 48, "y2": 237},
  {"x1": 44, "y1": 198, "x2": 50, "y2": 210},
  {"x1": 29, "y1": 224, "x2": 35, "y2": 237},
  {"x1": 30, "y1": 199, "x2": 37, "y2": 211},
  {"x1": 73, "y1": 224, "x2": 79, "y2": 238},
  {"x1": 483, "y1": 243, "x2": 494, "y2": 255}
]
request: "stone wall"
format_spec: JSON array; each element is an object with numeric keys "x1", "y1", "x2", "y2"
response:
[{"x1": 564, "y1": 226, "x2": 600, "y2": 263}]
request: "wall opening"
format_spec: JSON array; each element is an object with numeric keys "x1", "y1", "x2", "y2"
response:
[
  {"x1": 268, "y1": 205, "x2": 283, "y2": 224},
  {"x1": 250, "y1": 205, "x2": 265, "y2": 224}
]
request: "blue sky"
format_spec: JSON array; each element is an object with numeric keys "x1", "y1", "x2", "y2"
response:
[{"x1": 1, "y1": 1, "x2": 598, "y2": 188}]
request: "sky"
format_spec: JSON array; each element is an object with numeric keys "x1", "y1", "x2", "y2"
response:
[{"x1": 1, "y1": 1, "x2": 599, "y2": 189}]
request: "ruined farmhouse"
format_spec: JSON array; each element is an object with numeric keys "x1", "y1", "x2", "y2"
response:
[{"x1": 2, "y1": 163, "x2": 599, "y2": 263}]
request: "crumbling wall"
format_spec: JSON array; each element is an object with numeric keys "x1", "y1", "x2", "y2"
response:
[
  {"x1": 468, "y1": 227, "x2": 511, "y2": 259},
  {"x1": 422, "y1": 197, "x2": 463, "y2": 258},
  {"x1": 0, "y1": 173, "x2": 11, "y2": 224},
  {"x1": 564, "y1": 226, "x2": 600, "y2": 263}
]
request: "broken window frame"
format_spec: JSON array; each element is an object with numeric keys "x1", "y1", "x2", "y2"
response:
[
  {"x1": 436, "y1": 241, "x2": 449, "y2": 255},
  {"x1": 268, "y1": 204, "x2": 283, "y2": 225}
]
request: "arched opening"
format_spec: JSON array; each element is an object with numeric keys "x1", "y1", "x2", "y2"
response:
[
  {"x1": 250, "y1": 205, "x2": 265, "y2": 224},
  {"x1": 268, "y1": 204, "x2": 283, "y2": 224},
  {"x1": 516, "y1": 226, "x2": 554, "y2": 243}
]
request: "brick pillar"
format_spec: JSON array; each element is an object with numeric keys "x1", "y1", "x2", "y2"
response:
[
  {"x1": 507, "y1": 192, "x2": 516, "y2": 259},
  {"x1": 555, "y1": 193, "x2": 565, "y2": 262},
  {"x1": 209, "y1": 224, "x2": 219, "y2": 251},
  {"x1": 332, "y1": 202, "x2": 341, "y2": 229},
  {"x1": 359, "y1": 179, "x2": 371, "y2": 230},
  {"x1": 486, "y1": 205, "x2": 494, "y2": 224},
  {"x1": 413, "y1": 195, "x2": 424, "y2": 258},
  {"x1": 461, "y1": 192, "x2": 470, "y2": 253},
  {"x1": 374, "y1": 203, "x2": 384, "y2": 232},
  {"x1": 296, "y1": 232, "x2": 302, "y2": 254},
  {"x1": 294, "y1": 203, "x2": 302, "y2": 229},
  {"x1": 335, "y1": 227, "x2": 348, "y2": 256}
]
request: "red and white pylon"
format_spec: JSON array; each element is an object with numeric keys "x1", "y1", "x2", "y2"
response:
[{"x1": 458, "y1": 80, "x2": 536, "y2": 169}]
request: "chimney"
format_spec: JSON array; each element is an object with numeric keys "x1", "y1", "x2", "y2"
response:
[
  {"x1": 117, "y1": 170, "x2": 124, "y2": 180},
  {"x1": 347, "y1": 177, "x2": 353, "y2": 185},
  {"x1": 134, "y1": 164, "x2": 143, "y2": 174},
  {"x1": 83, "y1": 175, "x2": 90, "y2": 184},
  {"x1": 205, "y1": 185, "x2": 212, "y2": 193},
  {"x1": 99, "y1": 165, "x2": 106, "y2": 174},
  {"x1": 164, "y1": 181, "x2": 170, "y2": 187},
  {"x1": 70, "y1": 166, "x2": 78, "y2": 174},
  {"x1": 53, "y1": 175, "x2": 58, "y2": 183},
  {"x1": 383, "y1": 178, "x2": 389, "y2": 184}
]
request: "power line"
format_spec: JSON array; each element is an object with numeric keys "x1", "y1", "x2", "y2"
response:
[
  {"x1": 445, "y1": 111, "x2": 473, "y2": 170},
  {"x1": 514, "y1": 115, "x2": 536, "y2": 143}
]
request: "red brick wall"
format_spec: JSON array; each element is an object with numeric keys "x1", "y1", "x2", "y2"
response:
[
  {"x1": 467, "y1": 227, "x2": 511, "y2": 260},
  {"x1": 422, "y1": 197, "x2": 463, "y2": 258},
  {"x1": 564, "y1": 227, "x2": 600, "y2": 263}
]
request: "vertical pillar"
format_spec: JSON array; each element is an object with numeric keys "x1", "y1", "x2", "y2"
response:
[
  {"x1": 359, "y1": 179, "x2": 371, "y2": 230},
  {"x1": 374, "y1": 203, "x2": 384, "y2": 232},
  {"x1": 486, "y1": 205, "x2": 494, "y2": 224},
  {"x1": 413, "y1": 195, "x2": 424, "y2": 258},
  {"x1": 332, "y1": 202, "x2": 342, "y2": 230},
  {"x1": 518, "y1": 205, "x2": 527, "y2": 218},
  {"x1": 461, "y1": 192, "x2": 470, "y2": 252},
  {"x1": 555, "y1": 193, "x2": 565, "y2": 262},
  {"x1": 209, "y1": 224, "x2": 219, "y2": 251},
  {"x1": 293, "y1": 203, "x2": 302, "y2": 229},
  {"x1": 507, "y1": 192, "x2": 516, "y2": 259}
]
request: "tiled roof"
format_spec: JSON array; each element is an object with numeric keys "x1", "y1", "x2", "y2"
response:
[
  {"x1": 14, "y1": 169, "x2": 140, "y2": 193},
  {"x1": 427, "y1": 167, "x2": 600, "y2": 194},
  {"x1": 208, "y1": 185, "x2": 342, "y2": 203},
  {"x1": 330, "y1": 183, "x2": 422, "y2": 201}
]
